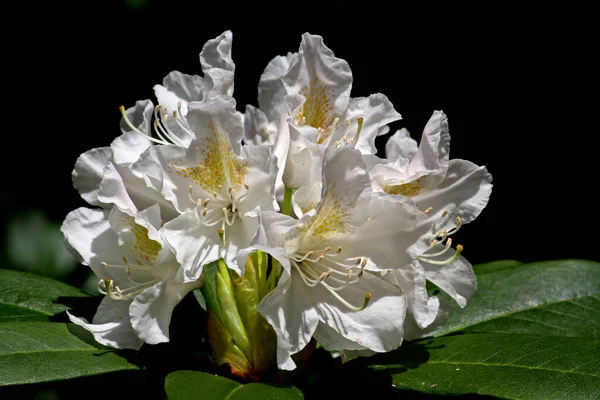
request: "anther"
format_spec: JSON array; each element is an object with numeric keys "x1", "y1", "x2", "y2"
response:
[
  {"x1": 244, "y1": 183, "x2": 249, "y2": 190},
  {"x1": 442, "y1": 209, "x2": 449, "y2": 217},
  {"x1": 424, "y1": 207, "x2": 433, "y2": 214},
  {"x1": 337, "y1": 246, "x2": 342, "y2": 253}
]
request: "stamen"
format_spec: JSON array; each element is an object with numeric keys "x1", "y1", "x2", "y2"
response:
[
  {"x1": 119, "y1": 106, "x2": 168, "y2": 145},
  {"x1": 418, "y1": 244, "x2": 463, "y2": 265},
  {"x1": 352, "y1": 117, "x2": 364, "y2": 145},
  {"x1": 153, "y1": 106, "x2": 173, "y2": 144},
  {"x1": 424, "y1": 238, "x2": 453, "y2": 257},
  {"x1": 321, "y1": 285, "x2": 371, "y2": 311}
]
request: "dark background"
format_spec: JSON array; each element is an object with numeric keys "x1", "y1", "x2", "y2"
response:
[{"x1": 2, "y1": 0, "x2": 597, "y2": 268}]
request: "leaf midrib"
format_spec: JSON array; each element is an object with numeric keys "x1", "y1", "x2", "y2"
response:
[
  {"x1": 423, "y1": 359, "x2": 600, "y2": 378},
  {"x1": 0, "y1": 347, "x2": 111, "y2": 357},
  {"x1": 440, "y1": 293, "x2": 599, "y2": 335}
]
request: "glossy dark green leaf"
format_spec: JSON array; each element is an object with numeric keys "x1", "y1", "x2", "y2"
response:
[
  {"x1": 0, "y1": 322, "x2": 139, "y2": 385},
  {"x1": 375, "y1": 333, "x2": 600, "y2": 400},
  {"x1": 431, "y1": 259, "x2": 600, "y2": 337},
  {"x1": 0, "y1": 269, "x2": 90, "y2": 322},
  {"x1": 165, "y1": 370, "x2": 303, "y2": 399}
]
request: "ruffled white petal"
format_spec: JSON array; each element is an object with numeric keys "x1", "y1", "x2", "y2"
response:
[
  {"x1": 385, "y1": 262, "x2": 440, "y2": 328},
  {"x1": 413, "y1": 159, "x2": 493, "y2": 230},
  {"x1": 282, "y1": 33, "x2": 352, "y2": 126},
  {"x1": 237, "y1": 144, "x2": 279, "y2": 215},
  {"x1": 129, "y1": 279, "x2": 202, "y2": 344},
  {"x1": 385, "y1": 128, "x2": 417, "y2": 161},
  {"x1": 67, "y1": 297, "x2": 143, "y2": 350},
  {"x1": 422, "y1": 255, "x2": 476, "y2": 308},
  {"x1": 343, "y1": 93, "x2": 402, "y2": 155},
  {"x1": 258, "y1": 53, "x2": 294, "y2": 121},
  {"x1": 292, "y1": 181, "x2": 321, "y2": 218},
  {"x1": 200, "y1": 30, "x2": 235, "y2": 97},
  {"x1": 311, "y1": 270, "x2": 406, "y2": 352},
  {"x1": 114, "y1": 100, "x2": 154, "y2": 165},
  {"x1": 409, "y1": 110, "x2": 450, "y2": 186},
  {"x1": 72, "y1": 147, "x2": 111, "y2": 206},
  {"x1": 162, "y1": 209, "x2": 221, "y2": 283},
  {"x1": 257, "y1": 265, "x2": 319, "y2": 371}
]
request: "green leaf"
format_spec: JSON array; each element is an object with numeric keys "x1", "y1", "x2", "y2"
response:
[
  {"x1": 431, "y1": 259, "x2": 600, "y2": 337},
  {"x1": 374, "y1": 333, "x2": 600, "y2": 400},
  {"x1": 0, "y1": 269, "x2": 90, "y2": 322},
  {"x1": 0, "y1": 322, "x2": 139, "y2": 385},
  {"x1": 165, "y1": 370, "x2": 303, "y2": 400}
]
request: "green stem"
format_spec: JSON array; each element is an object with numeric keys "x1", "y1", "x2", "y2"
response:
[{"x1": 281, "y1": 186, "x2": 293, "y2": 216}]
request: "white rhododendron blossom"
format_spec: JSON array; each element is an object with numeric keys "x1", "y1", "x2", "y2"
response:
[
  {"x1": 62, "y1": 30, "x2": 492, "y2": 373},
  {"x1": 248, "y1": 147, "x2": 434, "y2": 369},
  {"x1": 134, "y1": 94, "x2": 278, "y2": 281},
  {"x1": 63, "y1": 204, "x2": 201, "y2": 348}
]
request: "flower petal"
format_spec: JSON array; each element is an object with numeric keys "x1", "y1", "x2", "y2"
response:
[
  {"x1": 200, "y1": 30, "x2": 235, "y2": 96},
  {"x1": 283, "y1": 33, "x2": 352, "y2": 132},
  {"x1": 257, "y1": 266, "x2": 318, "y2": 370},
  {"x1": 292, "y1": 181, "x2": 321, "y2": 218},
  {"x1": 311, "y1": 270, "x2": 407, "y2": 352},
  {"x1": 343, "y1": 93, "x2": 402, "y2": 155},
  {"x1": 341, "y1": 193, "x2": 431, "y2": 270},
  {"x1": 67, "y1": 297, "x2": 143, "y2": 350},
  {"x1": 129, "y1": 279, "x2": 202, "y2": 344},
  {"x1": 162, "y1": 209, "x2": 221, "y2": 283},
  {"x1": 422, "y1": 255, "x2": 476, "y2": 308},
  {"x1": 409, "y1": 110, "x2": 450, "y2": 185},
  {"x1": 258, "y1": 53, "x2": 294, "y2": 121},
  {"x1": 72, "y1": 147, "x2": 111, "y2": 207},
  {"x1": 413, "y1": 159, "x2": 493, "y2": 230},
  {"x1": 385, "y1": 127, "x2": 418, "y2": 162},
  {"x1": 303, "y1": 146, "x2": 371, "y2": 242},
  {"x1": 385, "y1": 262, "x2": 440, "y2": 328},
  {"x1": 238, "y1": 144, "x2": 279, "y2": 215},
  {"x1": 113, "y1": 100, "x2": 154, "y2": 165}
]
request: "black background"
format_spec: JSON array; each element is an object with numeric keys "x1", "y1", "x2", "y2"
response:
[{"x1": 3, "y1": 0, "x2": 597, "y2": 266}]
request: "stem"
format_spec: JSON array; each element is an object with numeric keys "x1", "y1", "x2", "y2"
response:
[{"x1": 281, "y1": 186, "x2": 293, "y2": 216}]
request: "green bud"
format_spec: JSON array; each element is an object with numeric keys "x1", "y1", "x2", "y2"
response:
[{"x1": 201, "y1": 251, "x2": 277, "y2": 380}]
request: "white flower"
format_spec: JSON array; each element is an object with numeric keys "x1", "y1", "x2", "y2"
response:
[
  {"x1": 279, "y1": 33, "x2": 402, "y2": 189},
  {"x1": 72, "y1": 100, "x2": 178, "y2": 221},
  {"x1": 62, "y1": 204, "x2": 201, "y2": 349},
  {"x1": 134, "y1": 95, "x2": 278, "y2": 282},
  {"x1": 249, "y1": 146, "x2": 430, "y2": 370},
  {"x1": 153, "y1": 30, "x2": 235, "y2": 148},
  {"x1": 370, "y1": 111, "x2": 492, "y2": 319}
]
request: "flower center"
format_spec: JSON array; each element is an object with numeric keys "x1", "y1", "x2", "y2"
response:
[
  {"x1": 188, "y1": 184, "x2": 249, "y2": 244},
  {"x1": 99, "y1": 256, "x2": 160, "y2": 300},
  {"x1": 290, "y1": 245, "x2": 371, "y2": 311}
]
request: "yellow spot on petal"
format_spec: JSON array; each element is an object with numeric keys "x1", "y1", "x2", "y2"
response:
[
  {"x1": 122, "y1": 217, "x2": 162, "y2": 264},
  {"x1": 295, "y1": 79, "x2": 335, "y2": 141},
  {"x1": 383, "y1": 178, "x2": 422, "y2": 197},
  {"x1": 174, "y1": 121, "x2": 247, "y2": 193},
  {"x1": 305, "y1": 188, "x2": 351, "y2": 240}
]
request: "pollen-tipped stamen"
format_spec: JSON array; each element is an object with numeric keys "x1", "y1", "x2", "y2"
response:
[
  {"x1": 418, "y1": 244, "x2": 463, "y2": 265},
  {"x1": 119, "y1": 105, "x2": 169, "y2": 145}
]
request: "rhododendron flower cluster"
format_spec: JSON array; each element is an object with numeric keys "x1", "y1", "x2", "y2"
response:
[{"x1": 62, "y1": 30, "x2": 492, "y2": 376}]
